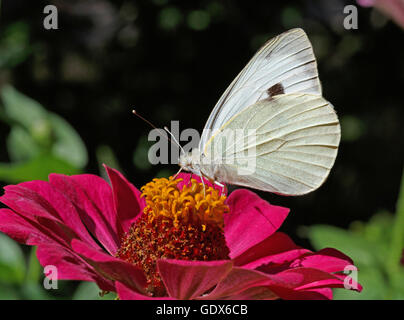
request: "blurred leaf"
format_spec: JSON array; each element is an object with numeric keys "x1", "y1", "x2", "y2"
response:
[
  {"x1": 351, "y1": 212, "x2": 394, "y2": 247},
  {"x1": 133, "y1": 136, "x2": 153, "y2": 171},
  {"x1": 281, "y1": 6, "x2": 303, "y2": 29},
  {"x1": 390, "y1": 270, "x2": 404, "y2": 299},
  {"x1": 0, "y1": 284, "x2": 20, "y2": 300},
  {"x1": 333, "y1": 267, "x2": 388, "y2": 300},
  {"x1": 0, "y1": 21, "x2": 31, "y2": 69},
  {"x1": 1, "y1": 85, "x2": 51, "y2": 148},
  {"x1": 6, "y1": 126, "x2": 39, "y2": 162},
  {"x1": 155, "y1": 168, "x2": 175, "y2": 178},
  {"x1": 187, "y1": 10, "x2": 211, "y2": 31},
  {"x1": 159, "y1": 7, "x2": 183, "y2": 30},
  {"x1": 386, "y1": 169, "x2": 404, "y2": 275},
  {"x1": 1, "y1": 85, "x2": 88, "y2": 168},
  {"x1": 49, "y1": 113, "x2": 88, "y2": 168},
  {"x1": 340, "y1": 115, "x2": 366, "y2": 142},
  {"x1": 0, "y1": 233, "x2": 26, "y2": 285},
  {"x1": 73, "y1": 282, "x2": 115, "y2": 300},
  {"x1": 21, "y1": 283, "x2": 55, "y2": 300},
  {"x1": 307, "y1": 225, "x2": 382, "y2": 268},
  {"x1": 96, "y1": 145, "x2": 122, "y2": 179},
  {"x1": 0, "y1": 153, "x2": 80, "y2": 184},
  {"x1": 25, "y1": 247, "x2": 41, "y2": 284}
]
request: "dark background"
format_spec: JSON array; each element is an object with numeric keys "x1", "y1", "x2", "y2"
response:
[{"x1": 1, "y1": 0, "x2": 403, "y2": 248}]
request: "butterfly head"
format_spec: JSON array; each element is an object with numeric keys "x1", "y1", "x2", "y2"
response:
[{"x1": 178, "y1": 149, "x2": 203, "y2": 175}]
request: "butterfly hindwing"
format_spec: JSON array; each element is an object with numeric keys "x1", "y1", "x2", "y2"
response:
[{"x1": 202, "y1": 93, "x2": 340, "y2": 195}]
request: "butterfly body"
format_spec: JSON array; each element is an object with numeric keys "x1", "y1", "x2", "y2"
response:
[{"x1": 179, "y1": 149, "x2": 222, "y2": 182}]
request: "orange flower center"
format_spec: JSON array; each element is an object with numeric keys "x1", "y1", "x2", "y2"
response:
[{"x1": 116, "y1": 177, "x2": 230, "y2": 297}]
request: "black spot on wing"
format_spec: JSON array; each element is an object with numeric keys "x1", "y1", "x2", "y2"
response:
[{"x1": 267, "y1": 83, "x2": 284, "y2": 98}]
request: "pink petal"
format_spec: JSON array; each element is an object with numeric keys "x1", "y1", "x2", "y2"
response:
[
  {"x1": 71, "y1": 239, "x2": 147, "y2": 294},
  {"x1": 115, "y1": 282, "x2": 174, "y2": 300},
  {"x1": 233, "y1": 232, "x2": 309, "y2": 269},
  {"x1": 270, "y1": 287, "x2": 333, "y2": 300},
  {"x1": 202, "y1": 266, "x2": 348, "y2": 300},
  {"x1": 104, "y1": 165, "x2": 145, "y2": 236},
  {"x1": 157, "y1": 259, "x2": 233, "y2": 300},
  {"x1": 1, "y1": 183, "x2": 64, "y2": 222},
  {"x1": 0, "y1": 186, "x2": 80, "y2": 246},
  {"x1": 272, "y1": 267, "x2": 349, "y2": 292},
  {"x1": 357, "y1": 0, "x2": 375, "y2": 7},
  {"x1": 36, "y1": 243, "x2": 115, "y2": 292},
  {"x1": 222, "y1": 286, "x2": 278, "y2": 300},
  {"x1": 224, "y1": 189, "x2": 289, "y2": 258},
  {"x1": 49, "y1": 173, "x2": 120, "y2": 254},
  {"x1": 0, "y1": 209, "x2": 51, "y2": 245},
  {"x1": 7, "y1": 180, "x2": 98, "y2": 248},
  {"x1": 199, "y1": 267, "x2": 275, "y2": 300},
  {"x1": 374, "y1": 0, "x2": 404, "y2": 29},
  {"x1": 288, "y1": 248, "x2": 354, "y2": 273}
]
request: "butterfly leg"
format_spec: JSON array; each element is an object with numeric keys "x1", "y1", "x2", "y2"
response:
[
  {"x1": 198, "y1": 171, "x2": 206, "y2": 197},
  {"x1": 173, "y1": 167, "x2": 183, "y2": 179},
  {"x1": 214, "y1": 181, "x2": 226, "y2": 196}
]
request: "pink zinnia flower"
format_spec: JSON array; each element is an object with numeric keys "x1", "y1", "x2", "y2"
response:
[
  {"x1": 358, "y1": 0, "x2": 404, "y2": 29},
  {"x1": 0, "y1": 165, "x2": 361, "y2": 299}
]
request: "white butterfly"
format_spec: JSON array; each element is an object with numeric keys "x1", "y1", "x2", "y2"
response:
[{"x1": 178, "y1": 28, "x2": 341, "y2": 196}]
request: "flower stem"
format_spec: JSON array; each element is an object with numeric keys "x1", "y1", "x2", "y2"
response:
[{"x1": 387, "y1": 168, "x2": 404, "y2": 276}]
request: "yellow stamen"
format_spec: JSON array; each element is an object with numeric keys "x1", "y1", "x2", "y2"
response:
[{"x1": 140, "y1": 177, "x2": 228, "y2": 229}]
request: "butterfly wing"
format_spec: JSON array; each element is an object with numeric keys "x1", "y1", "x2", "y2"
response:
[
  {"x1": 202, "y1": 93, "x2": 340, "y2": 195},
  {"x1": 199, "y1": 28, "x2": 322, "y2": 150}
]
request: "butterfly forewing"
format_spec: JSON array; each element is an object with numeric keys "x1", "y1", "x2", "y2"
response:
[{"x1": 199, "y1": 28, "x2": 322, "y2": 150}]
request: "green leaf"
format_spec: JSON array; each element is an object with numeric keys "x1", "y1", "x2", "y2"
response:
[
  {"x1": 21, "y1": 283, "x2": 55, "y2": 300},
  {"x1": 0, "y1": 153, "x2": 81, "y2": 184},
  {"x1": 73, "y1": 282, "x2": 115, "y2": 300},
  {"x1": 387, "y1": 169, "x2": 404, "y2": 275},
  {"x1": 1, "y1": 85, "x2": 50, "y2": 138},
  {"x1": 0, "y1": 21, "x2": 31, "y2": 69},
  {"x1": 96, "y1": 144, "x2": 122, "y2": 180},
  {"x1": 307, "y1": 225, "x2": 382, "y2": 268},
  {"x1": 1, "y1": 86, "x2": 88, "y2": 168},
  {"x1": 0, "y1": 233, "x2": 26, "y2": 284},
  {"x1": 155, "y1": 168, "x2": 175, "y2": 178},
  {"x1": 333, "y1": 267, "x2": 388, "y2": 300},
  {"x1": 25, "y1": 247, "x2": 41, "y2": 284},
  {"x1": 6, "y1": 126, "x2": 39, "y2": 162},
  {"x1": 340, "y1": 115, "x2": 366, "y2": 142},
  {"x1": 133, "y1": 135, "x2": 153, "y2": 171},
  {"x1": 389, "y1": 269, "x2": 404, "y2": 299},
  {"x1": 49, "y1": 113, "x2": 88, "y2": 168},
  {"x1": 0, "y1": 283, "x2": 20, "y2": 300}
]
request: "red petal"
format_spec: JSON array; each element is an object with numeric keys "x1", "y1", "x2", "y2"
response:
[
  {"x1": 37, "y1": 243, "x2": 115, "y2": 292},
  {"x1": 0, "y1": 208, "x2": 51, "y2": 245},
  {"x1": 49, "y1": 173, "x2": 120, "y2": 254},
  {"x1": 104, "y1": 165, "x2": 145, "y2": 237},
  {"x1": 115, "y1": 282, "x2": 174, "y2": 300},
  {"x1": 233, "y1": 232, "x2": 309, "y2": 269},
  {"x1": 157, "y1": 259, "x2": 233, "y2": 300},
  {"x1": 224, "y1": 189, "x2": 289, "y2": 258},
  {"x1": 71, "y1": 239, "x2": 147, "y2": 294}
]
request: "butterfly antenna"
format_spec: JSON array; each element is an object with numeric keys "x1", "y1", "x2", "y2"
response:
[
  {"x1": 132, "y1": 109, "x2": 175, "y2": 147},
  {"x1": 164, "y1": 126, "x2": 185, "y2": 155}
]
